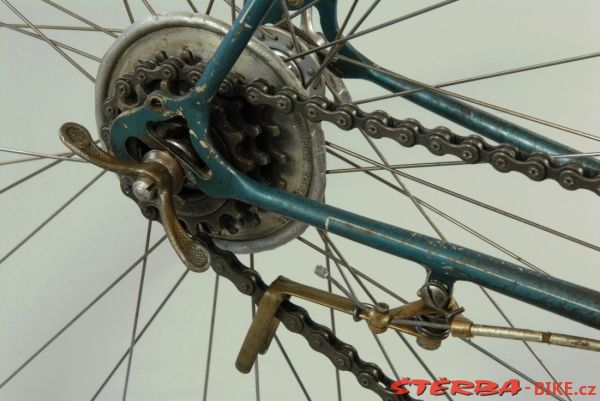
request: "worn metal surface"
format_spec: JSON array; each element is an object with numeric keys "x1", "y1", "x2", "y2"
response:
[
  {"x1": 100, "y1": 0, "x2": 600, "y2": 329},
  {"x1": 59, "y1": 122, "x2": 212, "y2": 273},
  {"x1": 111, "y1": 98, "x2": 600, "y2": 328},
  {"x1": 452, "y1": 321, "x2": 600, "y2": 352},
  {"x1": 55, "y1": 2, "x2": 600, "y2": 398},
  {"x1": 95, "y1": 11, "x2": 326, "y2": 253}
]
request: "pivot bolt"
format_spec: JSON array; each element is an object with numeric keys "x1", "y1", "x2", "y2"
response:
[
  {"x1": 314, "y1": 264, "x2": 329, "y2": 278},
  {"x1": 132, "y1": 177, "x2": 157, "y2": 202}
]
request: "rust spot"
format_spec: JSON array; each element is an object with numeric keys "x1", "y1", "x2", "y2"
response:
[{"x1": 541, "y1": 332, "x2": 551, "y2": 343}]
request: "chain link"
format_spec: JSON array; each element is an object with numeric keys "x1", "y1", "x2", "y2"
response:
[
  {"x1": 207, "y1": 76, "x2": 600, "y2": 400},
  {"x1": 103, "y1": 54, "x2": 413, "y2": 400},
  {"x1": 204, "y1": 236, "x2": 412, "y2": 401},
  {"x1": 109, "y1": 54, "x2": 600, "y2": 400},
  {"x1": 239, "y1": 79, "x2": 600, "y2": 195}
]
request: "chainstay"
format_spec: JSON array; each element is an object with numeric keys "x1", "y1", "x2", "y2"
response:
[
  {"x1": 201, "y1": 234, "x2": 413, "y2": 401},
  {"x1": 234, "y1": 78, "x2": 600, "y2": 196}
]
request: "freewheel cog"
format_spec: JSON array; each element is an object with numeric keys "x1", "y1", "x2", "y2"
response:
[{"x1": 95, "y1": 12, "x2": 326, "y2": 253}]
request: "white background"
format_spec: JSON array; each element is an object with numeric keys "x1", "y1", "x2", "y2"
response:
[{"x1": 1, "y1": 1, "x2": 599, "y2": 400}]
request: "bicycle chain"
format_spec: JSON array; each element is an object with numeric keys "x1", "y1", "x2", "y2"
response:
[
  {"x1": 202, "y1": 235, "x2": 413, "y2": 401},
  {"x1": 108, "y1": 57, "x2": 598, "y2": 399},
  {"x1": 203, "y1": 76, "x2": 600, "y2": 400},
  {"x1": 236, "y1": 79, "x2": 600, "y2": 196}
]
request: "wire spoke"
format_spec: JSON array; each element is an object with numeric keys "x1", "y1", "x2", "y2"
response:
[
  {"x1": 0, "y1": 0, "x2": 95, "y2": 82},
  {"x1": 141, "y1": 0, "x2": 156, "y2": 15},
  {"x1": 325, "y1": 145, "x2": 567, "y2": 391},
  {"x1": 0, "y1": 147, "x2": 86, "y2": 163},
  {"x1": 299, "y1": 236, "x2": 408, "y2": 304},
  {"x1": 326, "y1": 142, "x2": 600, "y2": 252},
  {"x1": 202, "y1": 274, "x2": 220, "y2": 401},
  {"x1": 463, "y1": 339, "x2": 566, "y2": 401},
  {"x1": 273, "y1": 0, "x2": 324, "y2": 27},
  {"x1": 0, "y1": 156, "x2": 50, "y2": 166},
  {"x1": 123, "y1": 0, "x2": 134, "y2": 23},
  {"x1": 323, "y1": 241, "x2": 342, "y2": 401},
  {"x1": 305, "y1": 0, "x2": 376, "y2": 89},
  {"x1": 280, "y1": 0, "x2": 304, "y2": 55},
  {"x1": 326, "y1": 160, "x2": 467, "y2": 174},
  {"x1": 2, "y1": 23, "x2": 122, "y2": 32},
  {"x1": 361, "y1": 132, "x2": 445, "y2": 239},
  {"x1": 336, "y1": 54, "x2": 600, "y2": 143},
  {"x1": 186, "y1": 0, "x2": 198, "y2": 13},
  {"x1": 355, "y1": 51, "x2": 600, "y2": 105},
  {"x1": 319, "y1": 234, "x2": 562, "y2": 401},
  {"x1": 551, "y1": 151, "x2": 600, "y2": 159},
  {"x1": 205, "y1": 0, "x2": 216, "y2": 15},
  {"x1": 249, "y1": 254, "x2": 261, "y2": 401},
  {"x1": 321, "y1": 233, "x2": 454, "y2": 401},
  {"x1": 40, "y1": 0, "x2": 118, "y2": 38},
  {"x1": 0, "y1": 22, "x2": 102, "y2": 61},
  {"x1": 274, "y1": 336, "x2": 312, "y2": 401},
  {"x1": 327, "y1": 145, "x2": 547, "y2": 272},
  {"x1": 0, "y1": 235, "x2": 167, "y2": 389},
  {"x1": 231, "y1": 0, "x2": 236, "y2": 23},
  {"x1": 331, "y1": 151, "x2": 545, "y2": 273},
  {"x1": 284, "y1": 0, "x2": 459, "y2": 62},
  {"x1": 121, "y1": 220, "x2": 153, "y2": 401},
  {"x1": 1, "y1": 159, "x2": 65, "y2": 195},
  {"x1": 0, "y1": 171, "x2": 106, "y2": 265},
  {"x1": 318, "y1": 232, "x2": 364, "y2": 308},
  {"x1": 90, "y1": 269, "x2": 189, "y2": 401},
  {"x1": 479, "y1": 289, "x2": 573, "y2": 401}
]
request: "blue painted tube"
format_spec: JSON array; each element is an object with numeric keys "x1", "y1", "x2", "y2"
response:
[
  {"x1": 231, "y1": 175, "x2": 600, "y2": 328},
  {"x1": 109, "y1": 0, "x2": 600, "y2": 331},
  {"x1": 192, "y1": 0, "x2": 277, "y2": 103}
]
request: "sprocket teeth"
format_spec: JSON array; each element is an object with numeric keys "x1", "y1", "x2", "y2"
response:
[
  {"x1": 261, "y1": 123, "x2": 282, "y2": 138},
  {"x1": 152, "y1": 50, "x2": 168, "y2": 63},
  {"x1": 179, "y1": 47, "x2": 196, "y2": 64},
  {"x1": 244, "y1": 124, "x2": 262, "y2": 138},
  {"x1": 243, "y1": 211, "x2": 261, "y2": 227},
  {"x1": 264, "y1": 140, "x2": 288, "y2": 165},
  {"x1": 246, "y1": 142, "x2": 271, "y2": 167},
  {"x1": 103, "y1": 46, "x2": 304, "y2": 239},
  {"x1": 262, "y1": 168, "x2": 287, "y2": 189}
]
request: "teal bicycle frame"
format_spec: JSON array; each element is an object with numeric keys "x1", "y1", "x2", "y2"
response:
[{"x1": 108, "y1": 0, "x2": 600, "y2": 328}]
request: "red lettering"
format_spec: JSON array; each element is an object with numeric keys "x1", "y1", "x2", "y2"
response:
[
  {"x1": 412, "y1": 379, "x2": 431, "y2": 396},
  {"x1": 450, "y1": 380, "x2": 474, "y2": 396},
  {"x1": 390, "y1": 378, "x2": 410, "y2": 395},
  {"x1": 430, "y1": 378, "x2": 450, "y2": 396},
  {"x1": 552, "y1": 382, "x2": 564, "y2": 395},
  {"x1": 498, "y1": 379, "x2": 521, "y2": 396},
  {"x1": 534, "y1": 382, "x2": 546, "y2": 395},
  {"x1": 581, "y1": 385, "x2": 597, "y2": 396},
  {"x1": 474, "y1": 380, "x2": 498, "y2": 396},
  {"x1": 563, "y1": 382, "x2": 572, "y2": 395}
]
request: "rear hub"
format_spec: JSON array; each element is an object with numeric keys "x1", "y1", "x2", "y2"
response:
[{"x1": 95, "y1": 13, "x2": 326, "y2": 253}]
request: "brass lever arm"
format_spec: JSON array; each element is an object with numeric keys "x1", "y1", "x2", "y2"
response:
[
  {"x1": 59, "y1": 122, "x2": 211, "y2": 272},
  {"x1": 237, "y1": 276, "x2": 600, "y2": 374}
]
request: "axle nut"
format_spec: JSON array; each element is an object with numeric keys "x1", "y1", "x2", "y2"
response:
[{"x1": 132, "y1": 177, "x2": 156, "y2": 202}]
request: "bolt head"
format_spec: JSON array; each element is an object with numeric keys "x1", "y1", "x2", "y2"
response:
[
  {"x1": 132, "y1": 178, "x2": 156, "y2": 202},
  {"x1": 314, "y1": 264, "x2": 329, "y2": 278}
]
